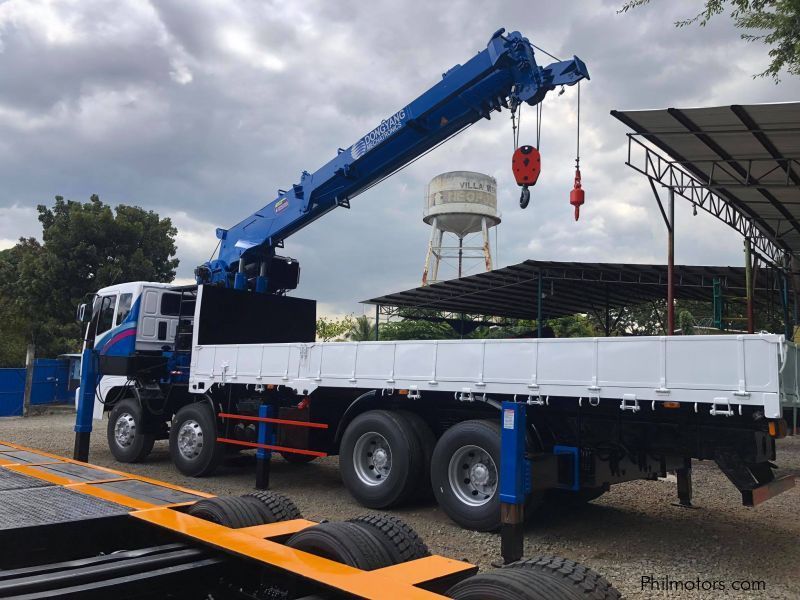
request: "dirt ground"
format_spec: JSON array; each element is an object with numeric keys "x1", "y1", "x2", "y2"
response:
[{"x1": 0, "y1": 410, "x2": 798, "y2": 599}]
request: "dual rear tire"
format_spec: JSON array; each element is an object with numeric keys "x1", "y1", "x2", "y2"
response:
[{"x1": 340, "y1": 412, "x2": 505, "y2": 531}]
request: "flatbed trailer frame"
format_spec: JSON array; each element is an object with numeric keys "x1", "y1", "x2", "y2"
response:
[{"x1": 0, "y1": 441, "x2": 482, "y2": 599}]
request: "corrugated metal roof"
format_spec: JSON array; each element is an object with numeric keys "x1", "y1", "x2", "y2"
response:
[
  {"x1": 611, "y1": 103, "x2": 800, "y2": 254},
  {"x1": 363, "y1": 260, "x2": 780, "y2": 321}
]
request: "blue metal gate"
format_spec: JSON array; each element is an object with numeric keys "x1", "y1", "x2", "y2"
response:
[{"x1": 0, "y1": 359, "x2": 72, "y2": 417}]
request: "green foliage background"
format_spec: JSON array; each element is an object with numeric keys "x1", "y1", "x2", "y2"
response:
[{"x1": 0, "y1": 195, "x2": 178, "y2": 366}]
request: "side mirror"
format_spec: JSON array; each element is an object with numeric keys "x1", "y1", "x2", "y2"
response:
[{"x1": 76, "y1": 303, "x2": 90, "y2": 324}]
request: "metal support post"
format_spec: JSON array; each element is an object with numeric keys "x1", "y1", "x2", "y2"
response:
[
  {"x1": 73, "y1": 347, "x2": 97, "y2": 462},
  {"x1": 673, "y1": 458, "x2": 695, "y2": 508},
  {"x1": 499, "y1": 401, "x2": 528, "y2": 564},
  {"x1": 781, "y1": 271, "x2": 792, "y2": 339},
  {"x1": 666, "y1": 188, "x2": 675, "y2": 335},
  {"x1": 375, "y1": 305, "x2": 380, "y2": 341},
  {"x1": 536, "y1": 270, "x2": 543, "y2": 338},
  {"x1": 255, "y1": 261, "x2": 268, "y2": 293},
  {"x1": 22, "y1": 343, "x2": 35, "y2": 418},
  {"x1": 255, "y1": 404, "x2": 274, "y2": 490},
  {"x1": 234, "y1": 257, "x2": 247, "y2": 290},
  {"x1": 745, "y1": 239, "x2": 754, "y2": 333}
]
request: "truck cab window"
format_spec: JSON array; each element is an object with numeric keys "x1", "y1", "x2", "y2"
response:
[
  {"x1": 96, "y1": 295, "x2": 116, "y2": 335},
  {"x1": 160, "y1": 293, "x2": 181, "y2": 316},
  {"x1": 116, "y1": 293, "x2": 133, "y2": 325}
]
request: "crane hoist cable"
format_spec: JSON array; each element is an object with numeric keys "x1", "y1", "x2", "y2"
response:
[{"x1": 570, "y1": 81, "x2": 585, "y2": 221}]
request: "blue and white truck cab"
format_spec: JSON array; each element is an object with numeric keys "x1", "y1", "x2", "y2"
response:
[{"x1": 76, "y1": 281, "x2": 195, "y2": 420}]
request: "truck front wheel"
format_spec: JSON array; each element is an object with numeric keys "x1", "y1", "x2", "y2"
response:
[
  {"x1": 169, "y1": 402, "x2": 224, "y2": 477},
  {"x1": 431, "y1": 419, "x2": 501, "y2": 532},
  {"x1": 107, "y1": 398, "x2": 155, "y2": 463}
]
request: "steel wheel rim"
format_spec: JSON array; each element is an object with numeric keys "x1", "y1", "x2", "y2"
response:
[
  {"x1": 177, "y1": 419, "x2": 204, "y2": 460},
  {"x1": 114, "y1": 413, "x2": 136, "y2": 448},
  {"x1": 352, "y1": 432, "x2": 392, "y2": 486},
  {"x1": 448, "y1": 444, "x2": 497, "y2": 507}
]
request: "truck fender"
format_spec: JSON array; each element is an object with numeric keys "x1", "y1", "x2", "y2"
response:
[{"x1": 333, "y1": 390, "x2": 382, "y2": 445}]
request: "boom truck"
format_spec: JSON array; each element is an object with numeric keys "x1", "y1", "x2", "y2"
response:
[{"x1": 74, "y1": 29, "x2": 797, "y2": 535}]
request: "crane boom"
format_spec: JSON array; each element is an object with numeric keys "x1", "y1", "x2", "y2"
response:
[{"x1": 195, "y1": 28, "x2": 589, "y2": 291}]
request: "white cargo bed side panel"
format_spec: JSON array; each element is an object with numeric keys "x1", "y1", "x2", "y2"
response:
[
  {"x1": 188, "y1": 334, "x2": 789, "y2": 418},
  {"x1": 483, "y1": 340, "x2": 537, "y2": 385},
  {"x1": 394, "y1": 342, "x2": 437, "y2": 383}
]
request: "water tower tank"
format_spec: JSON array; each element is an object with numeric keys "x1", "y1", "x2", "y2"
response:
[
  {"x1": 421, "y1": 171, "x2": 501, "y2": 285},
  {"x1": 424, "y1": 171, "x2": 501, "y2": 237}
]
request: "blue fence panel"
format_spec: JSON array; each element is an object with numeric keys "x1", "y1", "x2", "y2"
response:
[
  {"x1": 0, "y1": 368, "x2": 25, "y2": 417},
  {"x1": 0, "y1": 358, "x2": 73, "y2": 416}
]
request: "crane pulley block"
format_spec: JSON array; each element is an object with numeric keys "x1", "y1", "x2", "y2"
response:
[{"x1": 511, "y1": 145, "x2": 541, "y2": 187}]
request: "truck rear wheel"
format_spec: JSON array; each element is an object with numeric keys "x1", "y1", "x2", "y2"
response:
[
  {"x1": 107, "y1": 398, "x2": 155, "y2": 463},
  {"x1": 339, "y1": 410, "x2": 424, "y2": 509},
  {"x1": 169, "y1": 402, "x2": 224, "y2": 477},
  {"x1": 431, "y1": 419, "x2": 501, "y2": 532}
]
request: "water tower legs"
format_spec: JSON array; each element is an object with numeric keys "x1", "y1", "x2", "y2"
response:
[{"x1": 421, "y1": 216, "x2": 494, "y2": 285}]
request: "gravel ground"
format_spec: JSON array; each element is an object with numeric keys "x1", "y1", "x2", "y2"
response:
[{"x1": 1, "y1": 410, "x2": 798, "y2": 599}]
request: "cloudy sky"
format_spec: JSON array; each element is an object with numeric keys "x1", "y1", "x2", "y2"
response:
[{"x1": 1, "y1": 0, "x2": 799, "y2": 316}]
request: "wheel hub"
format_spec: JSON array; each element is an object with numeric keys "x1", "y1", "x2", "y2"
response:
[
  {"x1": 177, "y1": 419, "x2": 204, "y2": 460},
  {"x1": 448, "y1": 444, "x2": 498, "y2": 507},
  {"x1": 114, "y1": 413, "x2": 136, "y2": 448},
  {"x1": 353, "y1": 432, "x2": 392, "y2": 486}
]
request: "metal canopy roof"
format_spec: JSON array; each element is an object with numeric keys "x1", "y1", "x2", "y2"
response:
[
  {"x1": 364, "y1": 260, "x2": 780, "y2": 321},
  {"x1": 611, "y1": 103, "x2": 800, "y2": 259}
]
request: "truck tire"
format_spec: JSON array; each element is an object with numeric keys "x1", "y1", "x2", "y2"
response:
[
  {"x1": 107, "y1": 398, "x2": 155, "y2": 463},
  {"x1": 286, "y1": 522, "x2": 394, "y2": 570},
  {"x1": 187, "y1": 496, "x2": 269, "y2": 528},
  {"x1": 396, "y1": 410, "x2": 436, "y2": 499},
  {"x1": 348, "y1": 514, "x2": 430, "y2": 563},
  {"x1": 446, "y1": 556, "x2": 621, "y2": 600},
  {"x1": 431, "y1": 419, "x2": 501, "y2": 532},
  {"x1": 339, "y1": 410, "x2": 424, "y2": 509},
  {"x1": 169, "y1": 402, "x2": 224, "y2": 477},
  {"x1": 243, "y1": 490, "x2": 303, "y2": 522}
]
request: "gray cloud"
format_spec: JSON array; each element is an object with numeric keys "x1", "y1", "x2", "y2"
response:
[{"x1": 1, "y1": 0, "x2": 798, "y2": 315}]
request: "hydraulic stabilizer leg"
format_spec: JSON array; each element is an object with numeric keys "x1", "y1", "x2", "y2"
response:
[
  {"x1": 255, "y1": 404, "x2": 273, "y2": 490},
  {"x1": 499, "y1": 401, "x2": 528, "y2": 564},
  {"x1": 73, "y1": 347, "x2": 97, "y2": 462},
  {"x1": 673, "y1": 458, "x2": 695, "y2": 508}
]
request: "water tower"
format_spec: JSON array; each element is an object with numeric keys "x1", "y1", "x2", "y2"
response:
[{"x1": 422, "y1": 171, "x2": 500, "y2": 285}]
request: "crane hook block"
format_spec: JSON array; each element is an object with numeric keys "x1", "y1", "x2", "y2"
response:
[
  {"x1": 570, "y1": 168, "x2": 585, "y2": 221},
  {"x1": 512, "y1": 145, "x2": 541, "y2": 187}
]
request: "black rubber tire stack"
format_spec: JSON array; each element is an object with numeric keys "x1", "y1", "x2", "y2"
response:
[
  {"x1": 285, "y1": 522, "x2": 395, "y2": 571},
  {"x1": 446, "y1": 555, "x2": 622, "y2": 600},
  {"x1": 186, "y1": 496, "x2": 271, "y2": 529},
  {"x1": 242, "y1": 490, "x2": 303, "y2": 523},
  {"x1": 348, "y1": 514, "x2": 430, "y2": 564}
]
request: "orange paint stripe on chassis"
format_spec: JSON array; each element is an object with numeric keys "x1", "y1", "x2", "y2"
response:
[
  {"x1": 218, "y1": 413, "x2": 329, "y2": 429},
  {"x1": 0, "y1": 440, "x2": 214, "y2": 499},
  {"x1": 133, "y1": 508, "x2": 466, "y2": 600}
]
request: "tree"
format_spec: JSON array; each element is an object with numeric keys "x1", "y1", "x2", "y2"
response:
[
  {"x1": 348, "y1": 315, "x2": 376, "y2": 341},
  {"x1": 620, "y1": 0, "x2": 800, "y2": 80},
  {"x1": 0, "y1": 195, "x2": 178, "y2": 366},
  {"x1": 378, "y1": 318, "x2": 459, "y2": 341},
  {"x1": 316, "y1": 315, "x2": 354, "y2": 341}
]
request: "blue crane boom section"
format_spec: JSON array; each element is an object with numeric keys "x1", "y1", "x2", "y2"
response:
[{"x1": 198, "y1": 28, "x2": 589, "y2": 290}]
